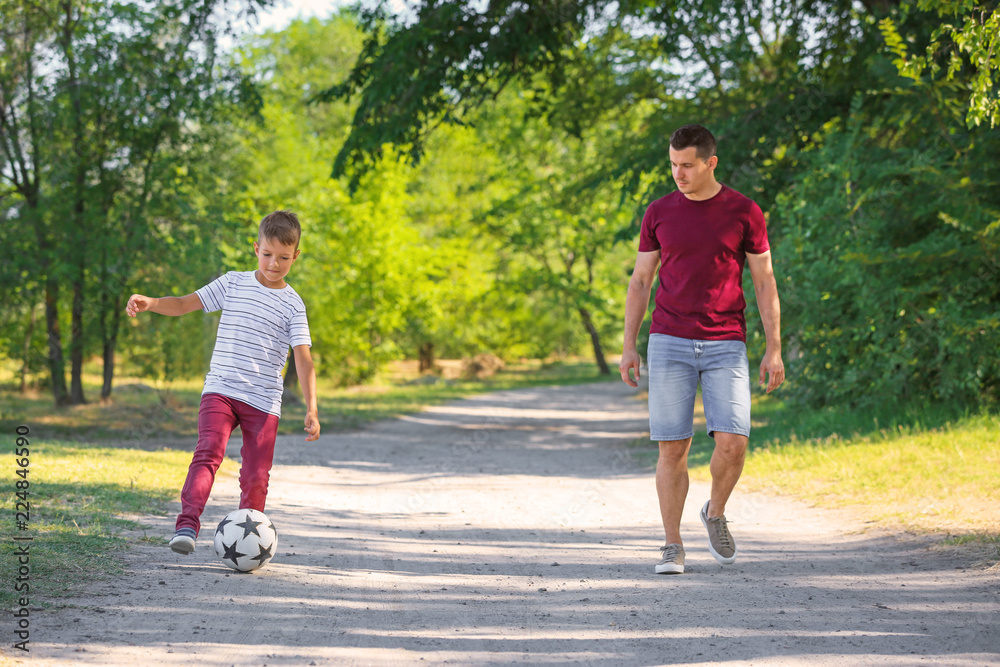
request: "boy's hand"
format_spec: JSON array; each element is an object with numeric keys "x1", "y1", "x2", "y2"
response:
[
  {"x1": 304, "y1": 411, "x2": 320, "y2": 442},
  {"x1": 125, "y1": 294, "x2": 154, "y2": 317}
]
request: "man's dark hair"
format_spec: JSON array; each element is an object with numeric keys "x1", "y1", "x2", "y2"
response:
[{"x1": 669, "y1": 124, "x2": 717, "y2": 161}]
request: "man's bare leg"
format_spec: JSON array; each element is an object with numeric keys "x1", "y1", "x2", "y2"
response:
[
  {"x1": 656, "y1": 437, "x2": 693, "y2": 544},
  {"x1": 706, "y1": 432, "x2": 748, "y2": 517}
]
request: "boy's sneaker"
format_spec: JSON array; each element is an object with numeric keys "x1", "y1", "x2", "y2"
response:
[
  {"x1": 700, "y1": 501, "x2": 737, "y2": 564},
  {"x1": 169, "y1": 527, "x2": 196, "y2": 555},
  {"x1": 655, "y1": 543, "x2": 685, "y2": 574}
]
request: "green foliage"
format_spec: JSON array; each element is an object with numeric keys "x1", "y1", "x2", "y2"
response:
[
  {"x1": 325, "y1": 0, "x2": 878, "y2": 210},
  {"x1": 775, "y1": 84, "x2": 1000, "y2": 408},
  {"x1": 322, "y1": 0, "x2": 1000, "y2": 411},
  {"x1": 229, "y1": 15, "x2": 456, "y2": 384},
  {"x1": 880, "y1": 0, "x2": 1000, "y2": 128},
  {"x1": 318, "y1": 0, "x2": 597, "y2": 182},
  {"x1": 5, "y1": 0, "x2": 996, "y2": 411},
  {"x1": 0, "y1": 0, "x2": 265, "y2": 402},
  {"x1": 468, "y1": 86, "x2": 643, "y2": 371},
  {"x1": 228, "y1": 14, "x2": 630, "y2": 383}
]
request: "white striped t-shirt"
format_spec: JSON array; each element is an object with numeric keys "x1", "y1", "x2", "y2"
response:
[{"x1": 196, "y1": 270, "x2": 311, "y2": 417}]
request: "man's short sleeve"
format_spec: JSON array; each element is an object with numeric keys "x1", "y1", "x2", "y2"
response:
[
  {"x1": 289, "y1": 299, "x2": 311, "y2": 349},
  {"x1": 195, "y1": 272, "x2": 231, "y2": 313},
  {"x1": 743, "y1": 201, "x2": 770, "y2": 255},
  {"x1": 638, "y1": 204, "x2": 661, "y2": 253}
]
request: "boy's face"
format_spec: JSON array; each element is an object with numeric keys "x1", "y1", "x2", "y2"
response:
[{"x1": 253, "y1": 236, "x2": 300, "y2": 289}]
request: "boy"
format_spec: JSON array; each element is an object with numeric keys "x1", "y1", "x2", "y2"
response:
[{"x1": 126, "y1": 210, "x2": 320, "y2": 554}]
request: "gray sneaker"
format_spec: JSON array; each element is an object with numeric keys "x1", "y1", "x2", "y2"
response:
[
  {"x1": 655, "y1": 543, "x2": 685, "y2": 574},
  {"x1": 169, "y1": 527, "x2": 196, "y2": 555},
  {"x1": 700, "y1": 501, "x2": 737, "y2": 564}
]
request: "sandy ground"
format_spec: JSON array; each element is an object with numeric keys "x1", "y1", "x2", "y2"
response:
[{"x1": 10, "y1": 381, "x2": 1000, "y2": 665}]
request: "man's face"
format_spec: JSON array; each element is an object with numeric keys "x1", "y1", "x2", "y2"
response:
[{"x1": 669, "y1": 146, "x2": 718, "y2": 197}]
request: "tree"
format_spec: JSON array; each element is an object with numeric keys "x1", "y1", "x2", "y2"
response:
[
  {"x1": 319, "y1": 0, "x2": 880, "y2": 200},
  {"x1": 469, "y1": 86, "x2": 645, "y2": 374},
  {"x1": 0, "y1": 0, "x2": 268, "y2": 403},
  {"x1": 316, "y1": 0, "x2": 1000, "y2": 409},
  {"x1": 774, "y1": 89, "x2": 1000, "y2": 408},
  {"x1": 232, "y1": 15, "x2": 458, "y2": 385},
  {"x1": 880, "y1": 0, "x2": 1000, "y2": 128}
]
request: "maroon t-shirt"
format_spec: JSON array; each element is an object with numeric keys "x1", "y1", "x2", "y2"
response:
[{"x1": 639, "y1": 184, "x2": 769, "y2": 342}]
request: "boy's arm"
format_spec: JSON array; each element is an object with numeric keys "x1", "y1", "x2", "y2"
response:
[
  {"x1": 126, "y1": 293, "x2": 203, "y2": 317},
  {"x1": 292, "y1": 344, "x2": 320, "y2": 442}
]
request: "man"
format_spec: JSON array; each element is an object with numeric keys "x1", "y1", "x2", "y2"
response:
[{"x1": 619, "y1": 124, "x2": 784, "y2": 575}]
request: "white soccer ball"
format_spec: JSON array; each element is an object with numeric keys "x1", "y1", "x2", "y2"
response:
[{"x1": 213, "y1": 508, "x2": 278, "y2": 572}]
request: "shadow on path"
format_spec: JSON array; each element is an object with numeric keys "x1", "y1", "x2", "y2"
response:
[{"x1": 22, "y1": 382, "x2": 1000, "y2": 666}]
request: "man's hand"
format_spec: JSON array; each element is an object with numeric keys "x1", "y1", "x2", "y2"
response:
[
  {"x1": 304, "y1": 410, "x2": 320, "y2": 442},
  {"x1": 125, "y1": 294, "x2": 154, "y2": 317},
  {"x1": 759, "y1": 348, "x2": 785, "y2": 393},
  {"x1": 619, "y1": 348, "x2": 642, "y2": 388}
]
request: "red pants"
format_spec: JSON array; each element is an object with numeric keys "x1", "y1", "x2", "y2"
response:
[{"x1": 175, "y1": 393, "x2": 279, "y2": 536}]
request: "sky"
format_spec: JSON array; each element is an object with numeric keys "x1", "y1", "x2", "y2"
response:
[
  {"x1": 248, "y1": 0, "x2": 409, "y2": 33},
  {"x1": 251, "y1": 0, "x2": 345, "y2": 32}
]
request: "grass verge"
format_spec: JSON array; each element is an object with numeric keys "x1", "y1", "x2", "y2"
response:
[
  {"x1": 629, "y1": 393, "x2": 1000, "y2": 561},
  {"x1": 0, "y1": 441, "x2": 237, "y2": 609}
]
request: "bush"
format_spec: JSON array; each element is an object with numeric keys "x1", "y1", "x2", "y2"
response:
[{"x1": 773, "y1": 93, "x2": 1000, "y2": 410}]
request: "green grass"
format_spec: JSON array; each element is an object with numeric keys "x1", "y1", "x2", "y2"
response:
[
  {"x1": 0, "y1": 441, "x2": 225, "y2": 609},
  {"x1": 630, "y1": 393, "x2": 1000, "y2": 554}
]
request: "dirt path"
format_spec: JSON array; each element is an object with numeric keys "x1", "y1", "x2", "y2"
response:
[{"x1": 18, "y1": 381, "x2": 1000, "y2": 665}]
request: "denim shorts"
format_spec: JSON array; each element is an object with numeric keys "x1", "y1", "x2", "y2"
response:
[{"x1": 647, "y1": 333, "x2": 751, "y2": 440}]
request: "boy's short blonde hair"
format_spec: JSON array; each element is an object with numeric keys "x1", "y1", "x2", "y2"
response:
[{"x1": 259, "y1": 210, "x2": 301, "y2": 249}]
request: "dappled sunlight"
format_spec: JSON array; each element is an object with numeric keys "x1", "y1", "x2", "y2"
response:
[{"x1": 27, "y1": 383, "x2": 999, "y2": 666}]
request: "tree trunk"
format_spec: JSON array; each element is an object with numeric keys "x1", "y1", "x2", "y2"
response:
[
  {"x1": 419, "y1": 342, "x2": 435, "y2": 372},
  {"x1": 100, "y1": 283, "x2": 121, "y2": 401},
  {"x1": 101, "y1": 337, "x2": 116, "y2": 401},
  {"x1": 64, "y1": 0, "x2": 88, "y2": 406},
  {"x1": 44, "y1": 279, "x2": 69, "y2": 405},
  {"x1": 282, "y1": 349, "x2": 302, "y2": 405},
  {"x1": 20, "y1": 304, "x2": 37, "y2": 394},
  {"x1": 69, "y1": 266, "x2": 86, "y2": 404},
  {"x1": 577, "y1": 306, "x2": 610, "y2": 375},
  {"x1": 97, "y1": 246, "x2": 127, "y2": 400}
]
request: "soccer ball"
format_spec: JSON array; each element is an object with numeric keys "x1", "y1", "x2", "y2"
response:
[{"x1": 213, "y1": 508, "x2": 278, "y2": 572}]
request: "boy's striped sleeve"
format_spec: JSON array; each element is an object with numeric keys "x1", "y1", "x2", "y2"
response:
[{"x1": 196, "y1": 272, "x2": 231, "y2": 313}]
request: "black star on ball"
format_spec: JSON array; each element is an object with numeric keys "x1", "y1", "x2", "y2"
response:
[
  {"x1": 236, "y1": 516, "x2": 263, "y2": 538},
  {"x1": 266, "y1": 520, "x2": 277, "y2": 537},
  {"x1": 215, "y1": 516, "x2": 233, "y2": 536},
  {"x1": 251, "y1": 542, "x2": 274, "y2": 567},
  {"x1": 220, "y1": 540, "x2": 246, "y2": 567}
]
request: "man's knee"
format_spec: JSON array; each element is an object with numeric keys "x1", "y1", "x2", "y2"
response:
[
  {"x1": 658, "y1": 438, "x2": 692, "y2": 466},
  {"x1": 712, "y1": 432, "x2": 748, "y2": 459}
]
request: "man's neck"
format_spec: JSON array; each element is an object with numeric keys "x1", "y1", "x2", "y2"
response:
[{"x1": 683, "y1": 180, "x2": 723, "y2": 202}]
